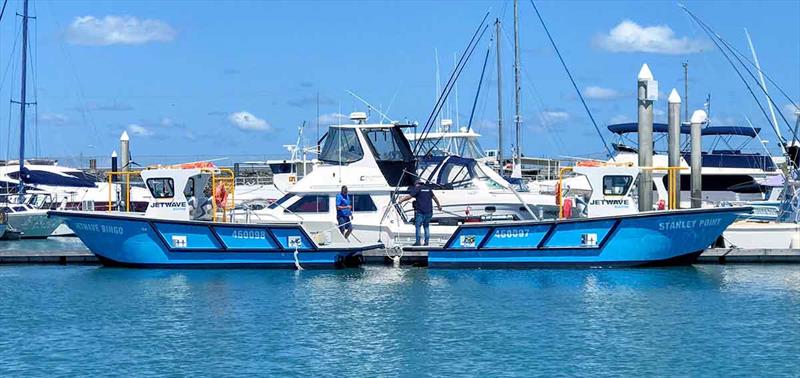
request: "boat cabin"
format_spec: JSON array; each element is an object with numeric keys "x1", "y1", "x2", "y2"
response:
[
  {"x1": 559, "y1": 163, "x2": 669, "y2": 217},
  {"x1": 140, "y1": 167, "x2": 233, "y2": 221},
  {"x1": 317, "y1": 120, "x2": 417, "y2": 187}
]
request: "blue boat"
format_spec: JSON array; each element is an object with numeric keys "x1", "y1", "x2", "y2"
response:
[
  {"x1": 424, "y1": 207, "x2": 747, "y2": 268},
  {"x1": 50, "y1": 210, "x2": 379, "y2": 268},
  {"x1": 48, "y1": 166, "x2": 380, "y2": 269}
]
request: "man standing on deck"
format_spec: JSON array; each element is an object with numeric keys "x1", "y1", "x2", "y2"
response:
[
  {"x1": 399, "y1": 180, "x2": 442, "y2": 246},
  {"x1": 336, "y1": 185, "x2": 353, "y2": 240}
]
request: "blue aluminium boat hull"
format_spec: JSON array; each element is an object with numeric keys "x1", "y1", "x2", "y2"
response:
[
  {"x1": 425, "y1": 207, "x2": 747, "y2": 268},
  {"x1": 49, "y1": 211, "x2": 379, "y2": 269}
]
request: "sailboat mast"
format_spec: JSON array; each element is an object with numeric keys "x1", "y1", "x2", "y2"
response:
[
  {"x1": 513, "y1": 0, "x2": 522, "y2": 171},
  {"x1": 495, "y1": 18, "x2": 504, "y2": 170},
  {"x1": 17, "y1": 0, "x2": 30, "y2": 200}
]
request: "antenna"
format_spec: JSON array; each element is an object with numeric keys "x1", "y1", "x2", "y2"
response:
[
  {"x1": 682, "y1": 62, "x2": 689, "y2": 123},
  {"x1": 345, "y1": 90, "x2": 393, "y2": 123}
]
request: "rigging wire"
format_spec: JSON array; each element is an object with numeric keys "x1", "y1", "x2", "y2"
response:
[
  {"x1": 680, "y1": 6, "x2": 797, "y2": 129},
  {"x1": 466, "y1": 43, "x2": 491, "y2": 132},
  {"x1": 529, "y1": 0, "x2": 613, "y2": 159},
  {"x1": 498, "y1": 25, "x2": 568, "y2": 157},
  {"x1": 679, "y1": 5, "x2": 797, "y2": 152},
  {"x1": 415, "y1": 12, "x2": 490, "y2": 154},
  {"x1": 420, "y1": 23, "x2": 489, "y2": 158}
]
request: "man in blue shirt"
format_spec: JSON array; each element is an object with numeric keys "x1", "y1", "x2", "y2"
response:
[
  {"x1": 335, "y1": 186, "x2": 353, "y2": 240},
  {"x1": 399, "y1": 180, "x2": 441, "y2": 246}
]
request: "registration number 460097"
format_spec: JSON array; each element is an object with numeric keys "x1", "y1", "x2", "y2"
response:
[{"x1": 493, "y1": 228, "x2": 530, "y2": 239}]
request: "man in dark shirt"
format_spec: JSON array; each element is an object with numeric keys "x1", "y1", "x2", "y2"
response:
[
  {"x1": 335, "y1": 186, "x2": 353, "y2": 240},
  {"x1": 399, "y1": 180, "x2": 441, "y2": 246}
]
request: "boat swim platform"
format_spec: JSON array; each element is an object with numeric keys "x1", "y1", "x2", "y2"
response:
[{"x1": 2, "y1": 247, "x2": 800, "y2": 266}]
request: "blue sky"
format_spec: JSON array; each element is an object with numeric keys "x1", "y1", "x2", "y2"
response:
[{"x1": 0, "y1": 0, "x2": 797, "y2": 165}]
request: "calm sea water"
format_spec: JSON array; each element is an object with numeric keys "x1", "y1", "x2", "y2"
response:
[{"x1": 1, "y1": 264, "x2": 799, "y2": 377}]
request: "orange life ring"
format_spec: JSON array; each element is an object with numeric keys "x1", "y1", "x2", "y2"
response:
[{"x1": 214, "y1": 183, "x2": 228, "y2": 207}]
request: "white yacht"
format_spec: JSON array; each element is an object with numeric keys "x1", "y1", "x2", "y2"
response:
[
  {"x1": 608, "y1": 122, "x2": 782, "y2": 199},
  {"x1": 248, "y1": 114, "x2": 558, "y2": 247},
  {"x1": 0, "y1": 161, "x2": 151, "y2": 211}
]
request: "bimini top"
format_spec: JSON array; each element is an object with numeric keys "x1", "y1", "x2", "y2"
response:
[{"x1": 607, "y1": 123, "x2": 760, "y2": 137}]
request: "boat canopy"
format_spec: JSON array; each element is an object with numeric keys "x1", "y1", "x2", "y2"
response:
[
  {"x1": 10, "y1": 167, "x2": 97, "y2": 188},
  {"x1": 607, "y1": 123, "x2": 760, "y2": 137}
]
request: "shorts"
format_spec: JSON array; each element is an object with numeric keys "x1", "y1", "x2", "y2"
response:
[{"x1": 337, "y1": 216, "x2": 352, "y2": 231}]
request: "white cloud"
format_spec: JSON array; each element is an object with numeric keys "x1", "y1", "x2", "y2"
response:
[
  {"x1": 127, "y1": 124, "x2": 153, "y2": 137},
  {"x1": 594, "y1": 20, "x2": 710, "y2": 54},
  {"x1": 317, "y1": 112, "x2": 349, "y2": 125},
  {"x1": 40, "y1": 113, "x2": 69, "y2": 125},
  {"x1": 229, "y1": 111, "x2": 271, "y2": 131},
  {"x1": 784, "y1": 103, "x2": 800, "y2": 119},
  {"x1": 583, "y1": 86, "x2": 620, "y2": 100},
  {"x1": 65, "y1": 16, "x2": 176, "y2": 46},
  {"x1": 540, "y1": 111, "x2": 570, "y2": 124}
]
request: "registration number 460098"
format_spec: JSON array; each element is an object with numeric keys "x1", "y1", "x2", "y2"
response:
[{"x1": 231, "y1": 229, "x2": 266, "y2": 239}]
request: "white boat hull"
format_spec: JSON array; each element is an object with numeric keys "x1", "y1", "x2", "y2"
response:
[
  {"x1": 722, "y1": 221, "x2": 800, "y2": 249},
  {"x1": 7, "y1": 210, "x2": 62, "y2": 238}
]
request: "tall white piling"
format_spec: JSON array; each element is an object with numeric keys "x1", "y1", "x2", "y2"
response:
[
  {"x1": 120, "y1": 131, "x2": 130, "y2": 211},
  {"x1": 668, "y1": 89, "x2": 682, "y2": 209},
  {"x1": 690, "y1": 110, "x2": 707, "y2": 208},
  {"x1": 637, "y1": 64, "x2": 657, "y2": 211}
]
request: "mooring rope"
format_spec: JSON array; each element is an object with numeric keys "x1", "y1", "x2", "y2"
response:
[{"x1": 293, "y1": 246, "x2": 303, "y2": 270}]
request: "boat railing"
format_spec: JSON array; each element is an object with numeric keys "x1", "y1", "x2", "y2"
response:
[
  {"x1": 106, "y1": 171, "x2": 138, "y2": 212},
  {"x1": 556, "y1": 163, "x2": 686, "y2": 218},
  {"x1": 105, "y1": 167, "x2": 236, "y2": 222}
]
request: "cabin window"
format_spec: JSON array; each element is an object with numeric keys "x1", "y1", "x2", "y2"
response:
[
  {"x1": 268, "y1": 194, "x2": 295, "y2": 209},
  {"x1": 351, "y1": 194, "x2": 377, "y2": 212},
  {"x1": 146, "y1": 178, "x2": 175, "y2": 198},
  {"x1": 319, "y1": 127, "x2": 363, "y2": 164},
  {"x1": 438, "y1": 161, "x2": 475, "y2": 189},
  {"x1": 603, "y1": 175, "x2": 632, "y2": 195},
  {"x1": 12, "y1": 206, "x2": 26, "y2": 212},
  {"x1": 184, "y1": 178, "x2": 195, "y2": 197},
  {"x1": 363, "y1": 128, "x2": 413, "y2": 161},
  {"x1": 286, "y1": 195, "x2": 329, "y2": 213}
]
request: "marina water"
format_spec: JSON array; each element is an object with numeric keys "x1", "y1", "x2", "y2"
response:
[{"x1": 2, "y1": 264, "x2": 799, "y2": 376}]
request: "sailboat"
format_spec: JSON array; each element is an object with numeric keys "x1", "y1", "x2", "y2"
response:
[{"x1": 0, "y1": 0, "x2": 61, "y2": 238}]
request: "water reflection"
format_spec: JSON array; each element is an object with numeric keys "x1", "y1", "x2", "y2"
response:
[{"x1": 2, "y1": 264, "x2": 799, "y2": 376}]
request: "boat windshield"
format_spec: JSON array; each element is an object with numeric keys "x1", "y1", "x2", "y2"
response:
[
  {"x1": 363, "y1": 128, "x2": 413, "y2": 162},
  {"x1": 414, "y1": 136, "x2": 486, "y2": 159},
  {"x1": 319, "y1": 127, "x2": 363, "y2": 165}
]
